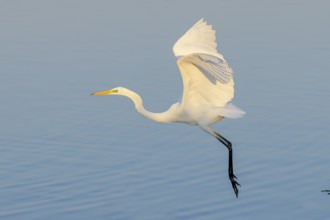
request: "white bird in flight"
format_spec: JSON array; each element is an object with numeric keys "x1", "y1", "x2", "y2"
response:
[{"x1": 92, "y1": 19, "x2": 245, "y2": 197}]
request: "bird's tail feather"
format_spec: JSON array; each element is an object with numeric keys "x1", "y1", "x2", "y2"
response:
[{"x1": 218, "y1": 103, "x2": 245, "y2": 119}]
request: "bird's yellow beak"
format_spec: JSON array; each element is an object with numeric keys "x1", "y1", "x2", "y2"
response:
[{"x1": 91, "y1": 89, "x2": 118, "y2": 96}]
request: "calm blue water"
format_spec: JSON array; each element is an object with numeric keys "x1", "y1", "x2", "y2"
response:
[{"x1": 1, "y1": 0, "x2": 330, "y2": 219}]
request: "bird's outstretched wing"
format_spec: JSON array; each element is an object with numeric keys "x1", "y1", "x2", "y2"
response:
[
  {"x1": 174, "y1": 19, "x2": 234, "y2": 108},
  {"x1": 173, "y1": 18, "x2": 222, "y2": 59}
]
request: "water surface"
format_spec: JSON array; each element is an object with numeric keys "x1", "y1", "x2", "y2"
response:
[{"x1": 1, "y1": 0, "x2": 330, "y2": 219}]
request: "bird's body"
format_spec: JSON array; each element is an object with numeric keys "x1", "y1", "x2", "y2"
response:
[{"x1": 92, "y1": 19, "x2": 245, "y2": 197}]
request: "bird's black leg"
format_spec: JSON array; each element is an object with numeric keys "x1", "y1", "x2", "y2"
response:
[{"x1": 214, "y1": 131, "x2": 240, "y2": 198}]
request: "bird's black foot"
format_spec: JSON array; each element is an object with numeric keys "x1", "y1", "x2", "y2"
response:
[
  {"x1": 229, "y1": 172, "x2": 240, "y2": 198},
  {"x1": 213, "y1": 131, "x2": 240, "y2": 197}
]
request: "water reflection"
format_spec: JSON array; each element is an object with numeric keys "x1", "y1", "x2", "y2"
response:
[{"x1": 322, "y1": 190, "x2": 330, "y2": 195}]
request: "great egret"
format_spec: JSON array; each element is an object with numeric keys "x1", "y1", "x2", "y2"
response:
[{"x1": 91, "y1": 19, "x2": 245, "y2": 197}]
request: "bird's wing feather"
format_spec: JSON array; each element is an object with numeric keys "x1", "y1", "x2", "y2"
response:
[
  {"x1": 173, "y1": 18, "x2": 222, "y2": 59},
  {"x1": 177, "y1": 53, "x2": 234, "y2": 108},
  {"x1": 174, "y1": 19, "x2": 235, "y2": 108}
]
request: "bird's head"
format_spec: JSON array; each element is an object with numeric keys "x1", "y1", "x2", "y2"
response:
[
  {"x1": 91, "y1": 87, "x2": 141, "y2": 108},
  {"x1": 91, "y1": 87, "x2": 130, "y2": 96}
]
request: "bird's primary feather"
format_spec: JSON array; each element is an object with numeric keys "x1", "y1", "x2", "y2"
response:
[{"x1": 173, "y1": 18, "x2": 222, "y2": 59}]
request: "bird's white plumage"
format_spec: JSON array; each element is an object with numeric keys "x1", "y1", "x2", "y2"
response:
[
  {"x1": 174, "y1": 19, "x2": 241, "y2": 116},
  {"x1": 173, "y1": 18, "x2": 222, "y2": 58},
  {"x1": 177, "y1": 54, "x2": 234, "y2": 108}
]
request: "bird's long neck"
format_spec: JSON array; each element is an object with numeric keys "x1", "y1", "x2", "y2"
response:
[{"x1": 122, "y1": 89, "x2": 177, "y2": 123}]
